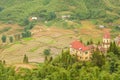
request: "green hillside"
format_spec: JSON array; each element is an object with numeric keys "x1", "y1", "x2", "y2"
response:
[{"x1": 0, "y1": 0, "x2": 120, "y2": 24}]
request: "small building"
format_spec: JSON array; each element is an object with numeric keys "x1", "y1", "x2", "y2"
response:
[
  {"x1": 70, "y1": 40, "x2": 93, "y2": 61},
  {"x1": 102, "y1": 32, "x2": 111, "y2": 49},
  {"x1": 115, "y1": 35, "x2": 120, "y2": 47},
  {"x1": 29, "y1": 17, "x2": 38, "y2": 21},
  {"x1": 61, "y1": 15, "x2": 70, "y2": 20},
  {"x1": 99, "y1": 25, "x2": 105, "y2": 29},
  {"x1": 98, "y1": 32, "x2": 111, "y2": 53},
  {"x1": 69, "y1": 31, "x2": 111, "y2": 61}
]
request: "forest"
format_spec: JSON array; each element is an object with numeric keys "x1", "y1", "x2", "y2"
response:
[{"x1": 0, "y1": 0, "x2": 120, "y2": 24}]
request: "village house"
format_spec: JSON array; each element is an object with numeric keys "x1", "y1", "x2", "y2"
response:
[
  {"x1": 115, "y1": 35, "x2": 120, "y2": 47},
  {"x1": 29, "y1": 17, "x2": 38, "y2": 21},
  {"x1": 98, "y1": 25, "x2": 105, "y2": 29},
  {"x1": 95, "y1": 32, "x2": 111, "y2": 54},
  {"x1": 61, "y1": 15, "x2": 71, "y2": 20},
  {"x1": 70, "y1": 40, "x2": 93, "y2": 61},
  {"x1": 102, "y1": 32, "x2": 111, "y2": 48},
  {"x1": 70, "y1": 32, "x2": 111, "y2": 61}
]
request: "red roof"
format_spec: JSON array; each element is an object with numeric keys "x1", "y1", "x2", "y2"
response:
[
  {"x1": 103, "y1": 32, "x2": 110, "y2": 39},
  {"x1": 70, "y1": 40, "x2": 90, "y2": 51}
]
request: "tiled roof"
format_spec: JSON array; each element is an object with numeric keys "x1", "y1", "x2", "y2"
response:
[
  {"x1": 103, "y1": 32, "x2": 110, "y2": 39},
  {"x1": 70, "y1": 40, "x2": 90, "y2": 51}
]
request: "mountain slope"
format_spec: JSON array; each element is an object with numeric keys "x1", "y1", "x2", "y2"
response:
[{"x1": 0, "y1": 0, "x2": 120, "y2": 23}]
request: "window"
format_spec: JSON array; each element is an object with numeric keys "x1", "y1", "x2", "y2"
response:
[
  {"x1": 85, "y1": 52, "x2": 88, "y2": 54},
  {"x1": 85, "y1": 57, "x2": 88, "y2": 59},
  {"x1": 72, "y1": 54, "x2": 75, "y2": 56},
  {"x1": 80, "y1": 57, "x2": 82, "y2": 59}
]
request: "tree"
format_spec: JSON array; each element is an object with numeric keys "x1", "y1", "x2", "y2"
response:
[
  {"x1": 21, "y1": 32, "x2": 26, "y2": 38},
  {"x1": 26, "y1": 31, "x2": 31, "y2": 37},
  {"x1": 1, "y1": 35, "x2": 7, "y2": 43},
  {"x1": 23, "y1": 54, "x2": 29, "y2": 64},
  {"x1": 21, "y1": 18, "x2": 29, "y2": 26},
  {"x1": 9, "y1": 36, "x2": 13, "y2": 43},
  {"x1": 49, "y1": 56, "x2": 53, "y2": 62},
  {"x1": 43, "y1": 49, "x2": 51, "y2": 56},
  {"x1": 108, "y1": 42, "x2": 119, "y2": 56},
  {"x1": 87, "y1": 41, "x2": 90, "y2": 45},
  {"x1": 46, "y1": 12, "x2": 56, "y2": 21},
  {"x1": 21, "y1": 31, "x2": 31, "y2": 38},
  {"x1": 24, "y1": 22, "x2": 34, "y2": 31},
  {"x1": 90, "y1": 39, "x2": 93, "y2": 44},
  {"x1": 14, "y1": 34, "x2": 21, "y2": 41},
  {"x1": 91, "y1": 50, "x2": 105, "y2": 68},
  {"x1": 110, "y1": 61, "x2": 116, "y2": 74}
]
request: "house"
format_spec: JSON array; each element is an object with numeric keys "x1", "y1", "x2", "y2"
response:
[
  {"x1": 61, "y1": 15, "x2": 70, "y2": 20},
  {"x1": 70, "y1": 40, "x2": 93, "y2": 61},
  {"x1": 102, "y1": 32, "x2": 111, "y2": 49},
  {"x1": 29, "y1": 17, "x2": 38, "y2": 21},
  {"x1": 99, "y1": 25, "x2": 105, "y2": 29},
  {"x1": 96, "y1": 32, "x2": 111, "y2": 53},
  {"x1": 115, "y1": 35, "x2": 120, "y2": 47},
  {"x1": 69, "y1": 31, "x2": 111, "y2": 61}
]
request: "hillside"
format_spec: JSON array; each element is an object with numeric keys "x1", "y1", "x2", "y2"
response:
[
  {"x1": 0, "y1": 21, "x2": 110, "y2": 64},
  {"x1": 0, "y1": 1, "x2": 120, "y2": 79},
  {"x1": 0, "y1": 0, "x2": 120, "y2": 24}
]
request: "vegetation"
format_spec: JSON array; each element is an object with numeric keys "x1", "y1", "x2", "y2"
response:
[
  {"x1": 1, "y1": 35, "x2": 7, "y2": 43},
  {"x1": 0, "y1": 0, "x2": 120, "y2": 80},
  {"x1": 0, "y1": 43, "x2": 120, "y2": 80},
  {"x1": 23, "y1": 54, "x2": 29, "y2": 64},
  {"x1": 9, "y1": 36, "x2": 13, "y2": 43},
  {"x1": 21, "y1": 31, "x2": 31, "y2": 38},
  {"x1": 43, "y1": 49, "x2": 51, "y2": 56},
  {"x1": 0, "y1": 0, "x2": 120, "y2": 26}
]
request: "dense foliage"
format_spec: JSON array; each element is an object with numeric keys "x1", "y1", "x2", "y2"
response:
[{"x1": 0, "y1": 0, "x2": 120, "y2": 24}]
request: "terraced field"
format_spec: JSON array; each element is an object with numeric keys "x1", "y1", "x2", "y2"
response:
[{"x1": 0, "y1": 21, "x2": 110, "y2": 64}]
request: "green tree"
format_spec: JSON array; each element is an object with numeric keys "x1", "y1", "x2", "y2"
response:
[
  {"x1": 23, "y1": 54, "x2": 29, "y2": 64},
  {"x1": 26, "y1": 31, "x2": 31, "y2": 37},
  {"x1": 44, "y1": 49, "x2": 51, "y2": 56},
  {"x1": 21, "y1": 31, "x2": 31, "y2": 38},
  {"x1": 108, "y1": 42, "x2": 119, "y2": 56},
  {"x1": 9, "y1": 36, "x2": 13, "y2": 43},
  {"x1": 90, "y1": 39, "x2": 93, "y2": 44},
  {"x1": 1, "y1": 35, "x2": 7, "y2": 43},
  {"x1": 87, "y1": 41, "x2": 90, "y2": 45},
  {"x1": 47, "y1": 12, "x2": 56, "y2": 21},
  {"x1": 110, "y1": 61, "x2": 116, "y2": 74},
  {"x1": 20, "y1": 18, "x2": 29, "y2": 26},
  {"x1": 91, "y1": 50, "x2": 105, "y2": 68}
]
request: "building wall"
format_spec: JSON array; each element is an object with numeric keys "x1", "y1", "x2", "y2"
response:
[
  {"x1": 103, "y1": 38, "x2": 110, "y2": 43},
  {"x1": 102, "y1": 38, "x2": 110, "y2": 49},
  {"x1": 70, "y1": 48, "x2": 92, "y2": 61},
  {"x1": 102, "y1": 44, "x2": 110, "y2": 49}
]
